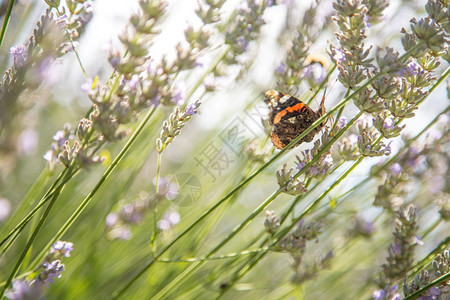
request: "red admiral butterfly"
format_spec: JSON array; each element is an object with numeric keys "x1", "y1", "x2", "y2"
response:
[{"x1": 264, "y1": 90, "x2": 326, "y2": 150}]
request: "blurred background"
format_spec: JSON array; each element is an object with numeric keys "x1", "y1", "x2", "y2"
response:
[{"x1": 0, "y1": 0, "x2": 448, "y2": 299}]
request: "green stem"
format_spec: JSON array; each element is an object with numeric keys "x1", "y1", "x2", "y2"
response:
[
  {"x1": 219, "y1": 119, "x2": 363, "y2": 297},
  {"x1": 0, "y1": 167, "x2": 74, "y2": 297},
  {"x1": 112, "y1": 35, "x2": 434, "y2": 299},
  {"x1": 220, "y1": 155, "x2": 366, "y2": 298},
  {"x1": 421, "y1": 219, "x2": 443, "y2": 240},
  {"x1": 211, "y1": 162, "x2": 344, "y2": 297},
  {"x1": 0, "y1": 169, "x2": 51, "y2": 239},
  {"x1": 0, "y1": 168, "x2": 80, "y2": 253},
  {"x1": 27, "y1": 106, "x2": 157, "y2": 271},
  {"x1": 152, "y1": 190, "x2": 282, "y2": 300},
  {"x1": 113, "y1": 93, "x2": 364, "y2": 298},
  {"x1": 216, "y1": 163, "x2": 345, "y2": 298},
  {"x1": 151, "y1": 152, "x2": 163, "y2": 254},
  {"x1": 332, "y1": 89, "x2": 351, "y2": 131},
  {"x1": 155, "y1": 111, "x2": 363, "y2": 299},
  {"x1": 404, "y1": 272, "x2": 450, "y2": 300},
  {"x1": 156, "y1": 248, "x2": 269, "y2": 263},
  {"x1": 408, "y1": 236, "x2": 450, "y2": 280},
  {"x1": 57, "y1": 10, "x2": 89, "y2": 78},
  {"x1": 0, "y1": 0, "x2": 15, "y2": 47}
]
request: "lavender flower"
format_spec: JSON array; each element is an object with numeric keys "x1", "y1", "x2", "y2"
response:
[
  {"x1": 53, "y1": 128, "x2": 72, "y2": 147},
  {"x1": 350, "y1": 216, "x2": 375, "y2": 238},
  {"x1": 43, "y1": 150, "x2": 55, "y2": 163},
  {"x1": 44, "y1": 124, "x2": 77, "y2": 169},
  {"x1": 383, "y1": 118, "x2": 395, "y2": 130},
  {"x1": 264, "y1": 210, "x2": 280, "y2": 235},
  {"x1": 105, "y1": 221, "x2": 132, "y2": 241},
  {"x1": 44, "y1": 0, "x2": 60, "y2": 8},
  {"x1": 275, "y1": 62, "x2": 286, "y2": 74},
  {"x1": 81, "y1": 78, "x2": 95, "y2": 93},
  {"x1": 157, "y1": 210, "x2": 180, "y2": 231},
  {"x1": 5, "y1": 280, "x2": 43, "y2": 300},
  {"x1": 291, "y1": 250, "x2": 333, "y2": 285},
  {"x1": 277, "y1": 219, "x2": 322, "y2": 256},
  {"x1": 389, "y1": 163, "x2": 403, "y2": 175},
  {"x1": 357, "y1": 129, "x2": 391, "y2": 157},
  {"x1": 47, "y1": 0, "x2": 207, "y2": 170},
  {"x1": 1, "y1": 7, "x2": 87, "y2": 162},
  {"x1": 374, "y1": 163, "x2": 410, "y2": 210},
  {"x1": 399, "y1": 61, "x2": 420, "y2": 77},
  {"x1": 105, "y1": 213, "x2": 119, "y2": 228},
  {"x1": 372, "y1": 75, "x2": 400, "y2": 100},
  {"x1": 331, "y1": 48, "x2": 345, "y2": 63},
  {"x1": 203, "y1": 73, "x2": 219, "y2": 92},
  {"x1": 156, "y1": 101, "x2": 201, "y2": 153},
  {"x1": 336, "y1": 133, "x2": 360, "y2": 161},
  {"x1": 185, "y1": 102, "x2": 198, "y2": 116},
  {"x1": 9, "y1": 44, "x2": 27, "y2": 68},
  {"x1": 276, "y1": 164, "x2": 307, "y2": 195},
  {"x1": 172, "y1": 82, "x2": 186, "y2": 106},
  {"x1": 195, "y1": 0, "x2": 226, "y2": 24},
  {"x1": 372, "y1": 284, "x2": 400, "y2": 300},
  {"x1": 155, "y1": 177, "x2": 179, "y2": 201},
  {"x1": 17, "y1": 128, "x2": 38, "y2": 155},
  {"x1": 243, "y1": 140, "x2": 271, "y2": 163},
  {"x1": 128, "y1": 74, "x2": 140, "y2": 91},
  {"x1": 224, "y1": 0, "x2": 271, "y2": 61},
  {"x1": 50, "y1": 241, "x2": 74, "y2": 258},
  {"x1": 376, "y1": 47, "x2": 406, "y2": 76},
  {"x1": 336, "y1": 117, "x2": 347, "y2": 129},
  {"x1": 354, "y1": 88, "x2": 386, "y2": 113},
  {"x1": 332, "y1": 0, "x2": 374, "y2": 89},
  {"x1": 435, "y1": 192, "x2": 450, "y2": 221},
  {"x1": 276, "y1": 219, "x2": 330, "y2": 285},
  {"x1": 403, "y1": 249, "x2": 450, "y2": 299},
  {"x1": 35, "y1": 260, "x2": 65, "y2": 286},
  {"x1": 105, "y1": 191, "x2": 176, "y2": 240},
  {"x1": 380, "y1": 204, "x2": 419, "y2": 285}
]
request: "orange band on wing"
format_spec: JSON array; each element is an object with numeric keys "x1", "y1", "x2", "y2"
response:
[
  {"x1": 270, "y1": 132, "x2": 286, "y2": 150},
  {"x1": 273, "y1": 103, "x2": 306, "y2": 124}
]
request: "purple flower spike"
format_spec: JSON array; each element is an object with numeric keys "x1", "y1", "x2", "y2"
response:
[
  {"x1": 10, "y1": 44, "x2": 27, "y2": 67},
  {"x1": 275, "y1": 62, "x2": 286, "y2": 74},
  {"x1": 383, "y1": 118, "x2": 395, "y2": 130},
  {"x1": 337, "y1": 117, "x2": 347, "y2": 129},
  {"x1": 332, "y1": 48, "x2": 346, "y2": 62},
  {"x1": 372, "y1": 289, "x2": 385, "y2": 300},
  {"x1": 389, "y1": 163, "x2": 403, "y2": 174},
  {"x1": 185, "y1": 103, "x2": 197, "y2": 116},
  {"x1": 51, "y1": 241, "x2": 74, "y2": 257},
  {"x1": 173, "y1": 82, "x2": 186, "y2": 106}
]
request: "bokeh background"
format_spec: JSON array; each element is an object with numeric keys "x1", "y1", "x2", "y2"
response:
[{"x1": 0, "y1": 0, "x2": 448, "y2": 299}]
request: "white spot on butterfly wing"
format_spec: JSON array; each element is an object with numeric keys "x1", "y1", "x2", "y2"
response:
[{"x1": 279, "y1": 95, "x2": 290, "y2": 104}]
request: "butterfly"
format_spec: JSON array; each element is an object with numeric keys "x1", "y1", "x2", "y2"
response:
[{"x1": 264, "y1": 90, "x2": 326, "y2": 150}]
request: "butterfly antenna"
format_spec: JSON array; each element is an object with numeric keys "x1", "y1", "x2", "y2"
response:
[{"x1": 321, "y1": 87, "x2": 327, "y2": 106}]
